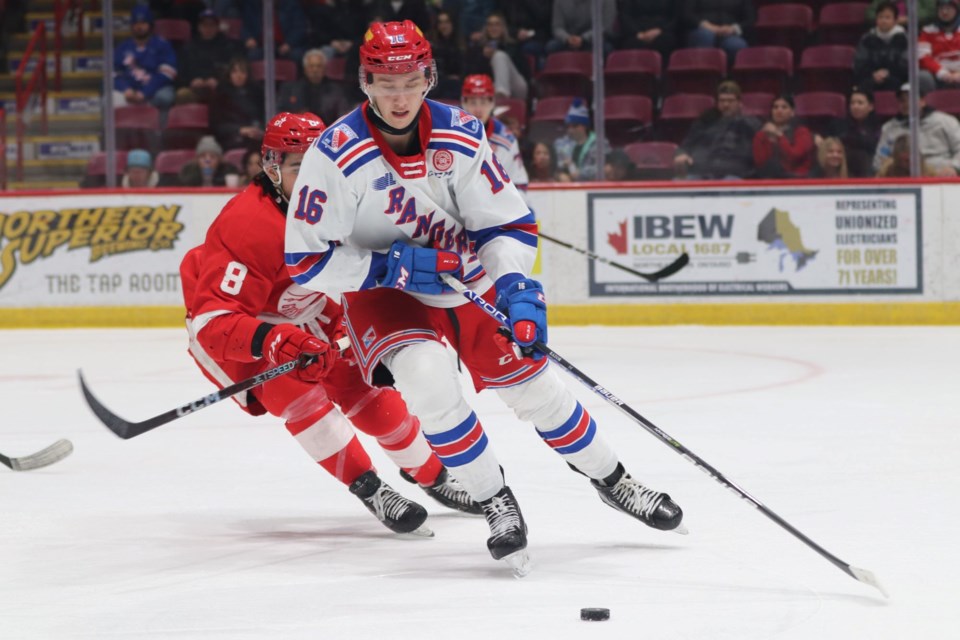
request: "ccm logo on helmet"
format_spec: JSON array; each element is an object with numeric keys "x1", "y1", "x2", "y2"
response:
[{"x1": 387, "y1": 54, "x2": 414, "y2": 61}]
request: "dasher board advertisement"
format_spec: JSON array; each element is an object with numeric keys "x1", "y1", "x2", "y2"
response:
[{"x1": 587, "y1": 189, "x2": 923, "y2": 297}]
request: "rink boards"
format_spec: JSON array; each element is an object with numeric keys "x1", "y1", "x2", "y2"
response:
[{"x1": 0, "y1": 180, "x2": 958, "y2": 327}]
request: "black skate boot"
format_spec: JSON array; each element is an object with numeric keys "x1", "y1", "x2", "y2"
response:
[
  {"x1": 591, "y1": 463, "x2": 687, "y2": 534},
  {"x1": 480, "y1": 485, "x2": 531, "y2": 577},
  {"x1": 349, "y1": 471, "x2": 433, "y2": 537},
  {"x1": 400, "y1": 468, "x2": 483, "y2": 515}
]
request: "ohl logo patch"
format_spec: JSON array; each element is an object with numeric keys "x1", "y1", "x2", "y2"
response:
[
  {"x1": 432, "y1": 149, "x2": 453, "y2": 172},
  {"x1": 323, "y1": 124, "x2": 358, "y2": 153}
]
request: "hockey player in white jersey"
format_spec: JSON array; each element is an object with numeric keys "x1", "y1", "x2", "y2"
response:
[
  {"x1": 459, "y1": 74, "x2": 530, "y2": 205},
  {"x1": 284, "y1": 20, "x2": 684, "y2": 575}
]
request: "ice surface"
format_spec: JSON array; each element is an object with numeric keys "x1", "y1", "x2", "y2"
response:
[{"x1": 2, "y1": 326, "x2": 958, "y2": 639}]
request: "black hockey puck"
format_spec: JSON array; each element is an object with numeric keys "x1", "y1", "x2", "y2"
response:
[{"x1": 580, "y1": 607, "x2": 610, "y2": 621}]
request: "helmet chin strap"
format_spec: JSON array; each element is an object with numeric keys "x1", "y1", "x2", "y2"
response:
[
  {"x1": 265, "y1": 164, "x2": 289, "y2": 207},
  {"x1": 365, "y1": 100, "x2": 422, "y2": 135}
]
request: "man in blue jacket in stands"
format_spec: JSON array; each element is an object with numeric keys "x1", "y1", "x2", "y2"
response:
[{"x1": 113, "y1": 5, "x2": 177, "y2": 115}]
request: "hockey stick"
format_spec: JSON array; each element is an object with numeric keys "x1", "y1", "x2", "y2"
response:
[
  {"x1": 80, "y1": 337, "x2": 352, "y2": 440},
  {"x1": 0, "y1": 439, "x2": 74, "y2": 471},
  {"x1": 538, "y1": 231, "x2": 689, "y2": 282},
  {"x1": 441, "y1": 273, "x2": 887, "y2": 598}
]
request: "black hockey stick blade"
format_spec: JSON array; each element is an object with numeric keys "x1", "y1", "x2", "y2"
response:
[
  {"x1": 0, "y1": 439, "x2": 74, "y2": 471},
  {"x1": 538, "y1": 231, "x2": 690, "y2": 282},
  {"x1": 77, "y1": 360, "x2": 299, "y2": 440}
]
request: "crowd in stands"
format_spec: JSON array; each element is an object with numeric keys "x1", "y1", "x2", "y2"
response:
[{"x1": 86, "y1": 0, "x2": 960, "y2": 188}]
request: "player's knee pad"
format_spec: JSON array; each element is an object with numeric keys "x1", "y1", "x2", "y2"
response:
[
  {"x1": 384, "y1": 341, "x2": 466, "y2": 429},
  {"x1": 496, "y1": 366, "x2": 576, "y2": 428}
]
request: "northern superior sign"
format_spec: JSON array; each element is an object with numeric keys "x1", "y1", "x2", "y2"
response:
[{"x1": 587, "y1": 188, "x2": 922, "y2": 297}]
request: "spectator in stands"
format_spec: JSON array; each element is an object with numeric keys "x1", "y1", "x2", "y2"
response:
[
  {"x1": 464, "y1": 12, "x2": 531, "y2": 100},
  {"x1": 241, "y1": 0, "x2": 308, "y2": 63},
  {"x1": 753, "y1": 95, "x2": 815, "y2": 178},
  {"x1": 824, "y1": 88, "x2": 883, "y2": 178},
  {"x1": 148, "y1": 0, "x2": 206, "y2": 23},
  {"x1": 674, "y1": 80, "x2": 760, "y2": 179},
  {"x1": 278, "y1": 49, "x2": 351, "y2": 125},
  {"x1": 553, "y1": 98, "x2": 605, "y2": 181},
  {"x1": 619, "y1": 0, "x2": 680, "y2": 57},
  {"x1": 179, "y1": 136, "x2": 241, "y2": 187},
  {"x1": 122, "y1": 149, "x2": 159, "y2": 188},
  {"x1": 240, "y1": 149, "x2": 261, "y2": 187},
  {"x1": 605, "y1": 149, "x2": 639, "y2": 181},
  {"x1": 460, "y1": 0, "x2": 497, "y2": 44},
  {"x1": 306, "y1": 1, "x2": 366, "y2": 62},
  {"x1": 854, "y1": 2, "x2": 909, "y2": 93},
  {"x1": 684, "y1": 0, "x2": 754, "y2": 60},
  {"x1": 430, "y1": 10, "x2": 467, "y2": 100},
  {"x1": 526, "y1": 141, "x2": 561, "y2": 182},
  {"x1": 546, "y1": 0, "x2": 617, "y2": 56},
  {"x1": 919, "y1": 0, "x2": 960, "y2": 91},
  {"x1": 497, "y1": 0, "x2": 553, "y2": 63},
  {"x1": 112, "y1": 6, "x2": 177, "y2": 112},
  {"x1": 175, "y1": 9, "x2": 243, "y2": 104},
  {"x1": 212, "y1": 57, "x2": 264, "y2": 151},
  {"x1": 809, "y1": 138, "x2": 849, "y2": 179},
  {"x1": 867, "y1": 0, "x2": 937, "y2": 27},
  {"x1": 873, "y1": 82, "x2": 960, "y2": 175},
  {"x1": 366, "y1": 0, "x2": 431, "y2": 32},
  {"x1": 877, "y1": 134, "x2": 939, "y2": 176}
]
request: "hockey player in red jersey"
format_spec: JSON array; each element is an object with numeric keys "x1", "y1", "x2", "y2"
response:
[
  {"x1": 284, "y1": 21, "x2": 684, "y2": 576},
  {"x1": 180, "y1": 111, "x2": 480, "y2": 536},
  {"x1": 459, "y1": 74, "x2": 530, "y2": 204}
]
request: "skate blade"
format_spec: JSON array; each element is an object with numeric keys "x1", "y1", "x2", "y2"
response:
[
  {"x1": 502, "y1": 549, "x2": 532, "y2": 578},
  {"x1": 671, "y1": 523, "x2": 689, "y2": 535},
  {"x1": 399, "y1": 525, "x2": 435, "y2": 538}
]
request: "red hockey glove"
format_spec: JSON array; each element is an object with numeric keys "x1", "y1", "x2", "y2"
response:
[{"x1": 263, "y1": 324, "x2": 337, "y2": 382}]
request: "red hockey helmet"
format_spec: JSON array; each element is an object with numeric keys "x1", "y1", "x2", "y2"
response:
[
  {"x1": 261, "y1": 112, "x2": 325, "y2": 161},
  {"x1": 461, "y1": 74, "x2": 495, "y2": 99},
  {"x1": 360, "y1": 20, "x2": 433, "y2": 75}
]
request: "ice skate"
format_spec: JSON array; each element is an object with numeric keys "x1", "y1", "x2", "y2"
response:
[
  {"x1": 592, "y1": 463, "x2": 687, "y2": 534},
  {"x1": 480, "y1": 485, "x2": 531, "y2": 577},
  {"x1": 349, "y1": 471, "x2": 433, "y2": 537},
  {"x1": 401, "y1": 468, "x2": 483, "y2": 515}
]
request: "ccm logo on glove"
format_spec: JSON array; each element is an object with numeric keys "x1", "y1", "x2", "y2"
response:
[
  {"x1": 380, "y1": 240, "x2": 462, "y2": 295},
  {"x1": 263, "y1": 323, "x2": 337, "y2": 382}
]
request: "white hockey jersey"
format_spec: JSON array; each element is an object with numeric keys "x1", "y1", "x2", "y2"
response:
[
  {"x1": 284, "y1": 99, "x2": 537, "y2": 308},
  {"x1": 484, "y1": 116, "x2": 530, "y2": 206}
]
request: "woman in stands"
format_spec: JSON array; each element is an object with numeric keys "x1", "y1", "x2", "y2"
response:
[
  {"x1": 753, "y1": 95, "x2": 815, "y2": 179},
  {"x1": 824, "y1": 88, "x2": 883, "y2": 178},
  {"x1": 810, "y1": 137, "x2": 849, "y2": 179}
]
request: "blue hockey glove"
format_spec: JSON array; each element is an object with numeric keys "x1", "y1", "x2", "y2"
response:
[
  {"x1": 379, "y1": 240, "x2": 462, "y2": 295},
  {"x1": 494, "y1": 274, "x2": 547, "y2": 361}
]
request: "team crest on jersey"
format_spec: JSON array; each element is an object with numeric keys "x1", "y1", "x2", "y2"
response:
[
  {"x1": 450, "y1": 108, "x2": 480, "y2": 134},
  {"x1": 323, "y1": 124, "x2": 358, "y2": 153},
  {"x1": 362, "y1": 326, "x2": 377, "y2": 349},
  {"x1": 432, "y1": 149, "x2": 453, "y2": 172}
]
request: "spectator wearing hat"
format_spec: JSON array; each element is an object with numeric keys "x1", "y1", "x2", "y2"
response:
[
  {"x1": 176, "y1": 9, "x2": 243, "y2": 104},
  {"x1": 553, "y1": 98, "x2": 607, "y2": 181},
  {"x1": 873, "y1": 82, "x2": 960, "y2": 175},
  {"x1": 278, "y1": 49, "x2": 352, "y2": 125},
  {"x1": 122, "y1": 149, "x2": 159, "y2": 188},
  {"x1": 178, "y1": 136, "x2": 241, "y2": 187},
  {"x1": 919, "y1": 0, "x2": 960, "y2": 90},
  {"x1": 675, "y1": 80, "x2": 761, "y2": 180},
  {"x1": 113, "y1": 5, "x2": 177, "y2": 112},
  {"x1": 854, "y1": 1, "x2": 909, "y2": 93}
]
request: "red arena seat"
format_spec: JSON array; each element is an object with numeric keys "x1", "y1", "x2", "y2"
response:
[
  {"x1": 666, "y1": 48, "x2": 726, "y2": 96},
  {"x1": 604, "y1": 49, "x2": 661, "y2": 98},
  {"x1": 731, "y1": 46, "x2": 793, "y2": 95}
]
